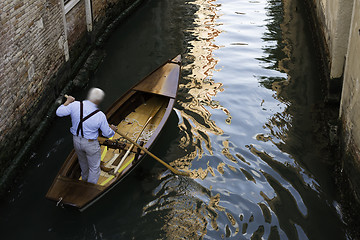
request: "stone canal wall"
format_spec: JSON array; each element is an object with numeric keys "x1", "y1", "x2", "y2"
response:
[
  {"x1": 339, "y1": 0, "x2": 360, "y2": 202},
  {"x1": 312, "y1": 0, "x2": 354, "y2": 80},
  {"x1": 0, "y1": 0, "x2": 143, "y2": 190},
  {"x1": 309, "y1": 0, "x2": 360, "y2": 203}
]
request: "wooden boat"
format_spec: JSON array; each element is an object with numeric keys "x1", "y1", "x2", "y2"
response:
[{"x1": 46, "y1": 55, "x2": 181, "y2": 211}]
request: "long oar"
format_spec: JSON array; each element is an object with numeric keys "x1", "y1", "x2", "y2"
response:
[
  {"x1": 114, "y1": 129, "x2": 190, "y2": 176},
  {"x1": 113, "y1": 103, "x2": 163, "y2": 173}
]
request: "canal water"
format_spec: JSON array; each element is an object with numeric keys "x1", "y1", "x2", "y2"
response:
[{"x1": 0, "y1": 0, "x2": 348, "y2": 239}]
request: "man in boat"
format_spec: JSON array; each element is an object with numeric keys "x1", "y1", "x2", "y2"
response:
[{"x1": 56, "y1": 88, "x2": 117, "y2": 184}]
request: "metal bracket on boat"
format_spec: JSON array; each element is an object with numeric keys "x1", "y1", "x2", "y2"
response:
[
  {"x1": 134, "y1": 141, "x2": 144, "y2": 162},
  {"x1": 56, "y1": 197, "x2": 63, "y2": 207},
  {"x1": 100, "y1": 139, "x2": 126, "y2": 150}
]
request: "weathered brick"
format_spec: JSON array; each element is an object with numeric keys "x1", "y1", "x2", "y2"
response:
[{"x1": 13, "y1": 2, "x2": 23, "y2": 11}]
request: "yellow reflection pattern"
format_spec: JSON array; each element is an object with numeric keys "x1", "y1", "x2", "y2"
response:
[
  {"x1": 172, "y1": 0, "x2": 231, "y2": 172},
  {"x1": 156, "y1": 0, "x2": 234, "y2": 238}
]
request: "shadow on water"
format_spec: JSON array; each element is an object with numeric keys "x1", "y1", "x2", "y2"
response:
[{"x1": 0, "y1": 0, "x2": 348, "y2": 239}]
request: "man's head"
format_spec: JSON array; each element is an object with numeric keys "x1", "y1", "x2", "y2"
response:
[{"x1": 87, "y1": 88, "x2": 105, "y2": 105}]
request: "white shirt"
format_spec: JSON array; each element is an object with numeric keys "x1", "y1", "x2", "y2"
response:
[{"x1": 56, "y1": 100, "x2": 115, "y2": 140}]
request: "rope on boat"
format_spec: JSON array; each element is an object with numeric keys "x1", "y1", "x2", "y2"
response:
[{"x1": 119, "y1": 117, "x2": 156, "y2": 143}]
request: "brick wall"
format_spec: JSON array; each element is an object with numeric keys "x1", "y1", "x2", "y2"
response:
[
  {"x1": 0, "y1": 0, "x2": 142, "y2": 182},
  {"x1": 93, "y1": 0, "x2": 107, "y2": 21},
  {"x1": 66, "y1": 1, "x2": 87, "y2": 47},
  {"x1": 0, "y1": 0, "x2": 66, "y2": 170}
]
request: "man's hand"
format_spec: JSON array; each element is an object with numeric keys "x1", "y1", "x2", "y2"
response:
[
  {"x1": 64, "y1": 95, "x2": 75, "y2": 106},
  {"x1": 110, "y1": 124, "x2": 118, "y2": 132}
]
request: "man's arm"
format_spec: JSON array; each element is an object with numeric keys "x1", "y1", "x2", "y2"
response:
[
  {"x1": 56, "y1": 95, "x2": 75, "y2": 117},
  {"x1": 99, "y1": 113, "x2": 116, "y2": 138},
  {"x1": 63, "y1": 95, "x2": 75, "y2": 106}
]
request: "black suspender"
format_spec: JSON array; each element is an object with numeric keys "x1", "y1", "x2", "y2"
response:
[
  {"x1": 76, "y1": 101, "x2": 100, "y2": 137},
  {"x1": 77, "y1": 101, "x2": 84, "y2": 136}
]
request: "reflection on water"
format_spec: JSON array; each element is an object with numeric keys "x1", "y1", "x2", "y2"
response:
[
  {"x1": 257, "y1": 0, "x2": 291, "y2": 148},
  {"x1": 143, "y1": 175, "x2": 210, "y2": 238},
  {"x1": 173, "y1": 0, "x2": 231, "y2": 172},
  {"x1": 144, "y1": 1, "x2": 235, "y2": 238},
  {"x1": 252, "y1": 0, "x2": 345, "y2": 239}
]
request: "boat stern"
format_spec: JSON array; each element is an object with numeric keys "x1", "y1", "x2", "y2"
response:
[{"x1": 46, "y1": 176, "x2": 105, "y2": 209}]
